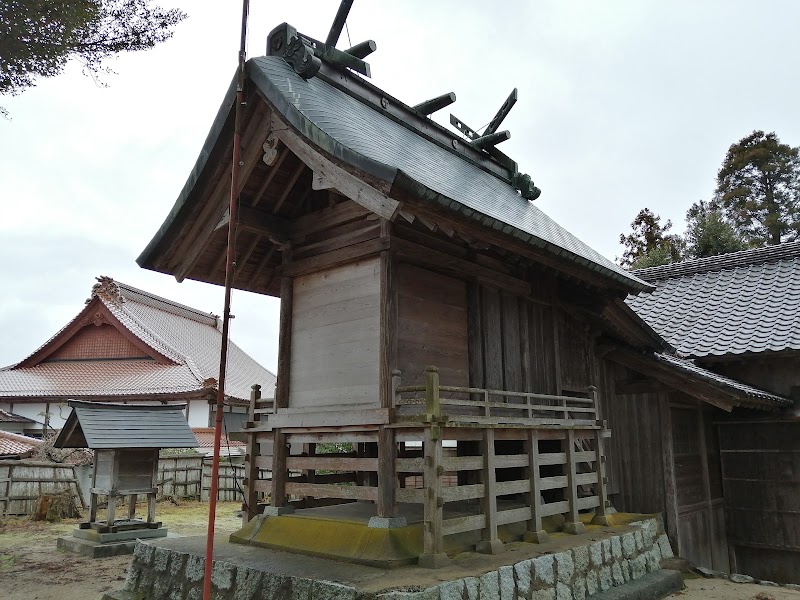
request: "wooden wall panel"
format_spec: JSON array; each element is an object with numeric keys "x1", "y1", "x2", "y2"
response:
[
  {"x1": 558, "y1": 311, "x2": 593, "y2": 390},
  {"x1": 604, "y1": 388, "x2": 665, "y2": 514},
  {"x1": 527, "y1": 302, "x2": 558, "y2": 395},
  {"x1": 396, "y1": 263, "x2": 469, "y2": 387},
  {"x1": 719, "y1": 420, "x2": 800, "y2": 581},
  {"x1": 289, "y1": 258, "x2": 380, "y2": 408},
  {"x1": 48, "y1": 324, "x2": 148, "y2": 360}
]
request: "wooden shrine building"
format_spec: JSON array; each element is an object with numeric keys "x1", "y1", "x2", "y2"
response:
[
  {"x1": 137, "y1": 10, "x2": 792, "y2": 569},
  {"x1": 54, "y1": 401, "x2": 197, "y2": 556}
]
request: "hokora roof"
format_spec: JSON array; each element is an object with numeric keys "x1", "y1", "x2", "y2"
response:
[
  {"x1": 628, "y1": 242, "x2": 800, "y2": 357},
  {"x1": 0, "y1": 277, "x2": 276, "y2": 402},
  {"x1": 138, "y1": 52, "x2": 652, "y2": 295},
  {"x1": 55, "y1": 401, "x2": 197, "y2": 449}
]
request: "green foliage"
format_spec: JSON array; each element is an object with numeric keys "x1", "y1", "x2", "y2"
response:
[
  {"x1": 316, "y1": 442, "x2": 353, "y2": 454},
  {"x1": 684, "y1": 200, "x2": 745, "y2": 259},
  {"x1": 0, "y1": 0, "x2": 186, "y2": 115},
  {"x1": 618, "y1": 208, "x2": 684, "y2": 268},
  {"x1": 715, "y1": 130, "x2": 800, "y2": 246}
]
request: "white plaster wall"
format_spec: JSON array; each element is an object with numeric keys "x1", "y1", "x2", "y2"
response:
[{"x1": 186, "y1": 399, "x2": 211, "y2": 428}]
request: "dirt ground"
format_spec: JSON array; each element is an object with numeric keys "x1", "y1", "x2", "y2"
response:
[
  {"x1": 668, "y1": 577, "x2": 800, "y2": 600},
  {"x1": 0, "y1": 501, "x2": 242, "y2": 600},
  {"x1": 1, "y1": 503, "x2": 799, "y2": 600}
]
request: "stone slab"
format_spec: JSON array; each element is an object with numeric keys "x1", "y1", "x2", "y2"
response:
[
  {"x1": 73, "y1": 526, "x2": 168, "y2": 543},
  {"x1": 585, "y1": 570, "x2": 683, "y2": 600},
  {"x1": 58, "y1": 535, "x2": 139, "y2": 559}
]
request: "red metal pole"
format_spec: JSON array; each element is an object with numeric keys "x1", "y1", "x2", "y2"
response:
[{"x1": 203, "y1": 2, "x2": 250, "y2": 599}]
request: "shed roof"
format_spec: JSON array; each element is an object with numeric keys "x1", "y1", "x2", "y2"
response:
[
  {"x1": 0, "y1": 277, "x2": 275, "y2": 402},
  {"x1": 138, "y1": 51, "x2": 651, "y2": 295},
  {"x1": 55, "y1": 400, "x2": 198, "y2": 449},
  {"x1": 627, "y1": 242, "x2": 800, "y2": 357},
  {"x1": 0, "y1": 410, "x2": 35, "y2": 424},
  {"x1": 0, "y1": 431, "x2": 42, "y2": 457}
]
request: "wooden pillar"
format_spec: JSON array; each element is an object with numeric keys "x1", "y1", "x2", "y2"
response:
[
  {"x1": 275, "y1": 249, "x2": 293, "y2": 410},
  {"x1": 107, "y1": 493, "x2": 116, "y2": 525},
  {"x1": 590, "y1": 428, "x2": 612, "y2": 526},
  {"x1": 271, "y1": 430, "x2": 288, "y2": 508},
  {"x1": 147, "y1": 447, "x2": 159, "y2": 523},
  {"x1": 419, "y1": 424, "x2": 449, "y2": 568},
  {"x1": 659, "y1": 393, "x2": 680, "y2": 554},
  {"x1": 477, "y1": 428, "x2": 504, "y2": 553},
  {"x1": 524, "y1": 429, "x2": 549, "y2": 543},
  {"x1": 379, "y1": 225, "x2": 397, "y2": 409},
  {"x1": 419, "y1": 366, "x2": 449, "y2": 568},
  {"x1": 243, "y1": 384, "x2": 261, "y2": 523},
  {"x1": 563, "y1": 429, "x2": 587, "y2": 534},
  {"x1": 377, "y1": 426, "x2": 397, "y2": 518},
  {"x1": 128, "y1": 494, "x2": 137, "y2": 520},
  {"x1": 270, "y1": 248, "x2": 292, "y2": 510}
]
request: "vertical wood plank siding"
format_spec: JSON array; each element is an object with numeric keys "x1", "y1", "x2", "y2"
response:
[
  {"x1": 289, "y1": 258, "x2": 381, "y2": 408},
  {"x1": 396, "y1": 264, "x2": 469, "y2": 387}
]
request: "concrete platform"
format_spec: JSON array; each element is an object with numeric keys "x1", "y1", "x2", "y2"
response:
[
  {"x1": 57, "y1": 528, "x2": 175, "y2": 559},
  {"x1": 112, "y1": 515, "x2": 679, "y2": 599}
]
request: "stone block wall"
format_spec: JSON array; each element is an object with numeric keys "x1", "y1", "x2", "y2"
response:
[{"x1": 120, "y1": 518, "x2": 673, "y2": 600}]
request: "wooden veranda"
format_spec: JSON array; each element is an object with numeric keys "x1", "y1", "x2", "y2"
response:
[{"x1": 241, "y1": 366, "x2": 611, "y2": 565}]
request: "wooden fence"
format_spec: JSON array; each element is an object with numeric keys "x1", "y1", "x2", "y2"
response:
[
  {"x1": 0, "y1": 460, "x2": 85, "y2": 516},
  {"x1": 157, "y1": 455, "x2": 269, "y2": 502}
]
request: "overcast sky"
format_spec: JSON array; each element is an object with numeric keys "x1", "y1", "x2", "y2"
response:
[{"x1": 2, "y1": 1, "x2": 799, "y2": 372}]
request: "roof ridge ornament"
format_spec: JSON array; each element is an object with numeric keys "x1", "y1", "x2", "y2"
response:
[
  {"x1": 451, "y1": 89, "x2": 542, "y2": 201},
  {"x1": 89, "y1": 276, "x2": 124, "y2": 306},
  {"x1": 268, "y1": 1, "x2": 374, "y2": 80}
]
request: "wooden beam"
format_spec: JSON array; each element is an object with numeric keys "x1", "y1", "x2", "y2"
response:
[
  {"x1": 275, "y1": 248, "x2": 293, "y2": 409},
  {"x1": 277, "y1": 237, "x2": 390, "y2": 278},
  {"x1": 659, "y1": 392, "x2": 680, "y2": 554},
  {"x1": 173, "y1": 105, "x2": 273, "y2": 282},
  {"x1": 605, "y1": 348, "x2": 736, "y2": 412},
  {"x1": 392, "y1": 236, "x2": 530, "y2": 297},
  {"x1": 235, "y1": 206, "x2": 291, "y2": 242},
  {"x1": 251, "y1": 146, "x2": 290, "y2": 208},
  {"x1": 273, "y1": 115, "x2": 400, "y2": 221},
  {"x1": 272, "y1": 161, "x2": 307, "y2": 214}
]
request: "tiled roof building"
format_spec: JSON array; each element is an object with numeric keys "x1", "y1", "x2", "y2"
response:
[{"x1": 0, "y1": 277, "x2": 275, "y2": 435}]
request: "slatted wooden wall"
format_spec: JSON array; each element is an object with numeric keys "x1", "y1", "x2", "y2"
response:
[
  {"x1": 396, "y1": 263, "x2": 469, "y2": 387},
  {"x1": 468, "y1": 282, "x2": 560, "y2": 395},
  {"x1": 289, "y1": 258, "x2": 381, "y2": 408},
  {"x1": 719, "y1": 420, "x2": 800, "y2": 583}
]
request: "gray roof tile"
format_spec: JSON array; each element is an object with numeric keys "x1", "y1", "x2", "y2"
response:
[{"x1": 627, "y1": 243, "x2": 800, "y2": 357}]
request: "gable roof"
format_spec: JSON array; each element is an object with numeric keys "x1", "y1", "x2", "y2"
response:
[
  {"x1": 0, "y1": 410, "x2": 35, "y2": 424},
  {"x1": 0, "y1": 277, "x2": 276, "y2": 402},
  {"x1": 55, "y1": 400, "x2": 198, "y2": 449},
  {"x1": 138, "y1": 50, "x2": 652, "y2": 295},
  {"x1": 627, "y1": 242, "x2": 800, "y2": 357},
  {"x1": 0, "y1": 430, "x2": 42, "y2": 457}
]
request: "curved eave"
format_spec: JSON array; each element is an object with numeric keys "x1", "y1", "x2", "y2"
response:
[{"x1": 139, "y1": 57, "x2": 652, "y2": 296}]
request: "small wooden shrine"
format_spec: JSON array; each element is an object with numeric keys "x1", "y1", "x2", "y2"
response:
[{"x1": 55, "y1": 401, "x2": 197, "y2": 557}]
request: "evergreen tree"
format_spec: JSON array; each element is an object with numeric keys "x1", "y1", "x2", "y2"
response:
[
  {"x1": 684, "y1": 200, "x2": 745, "y2": 258},
  {"x1": 715, "y1": 130, "x2": 800, "y2": 246},
  {"x1": 0, "y1": 0, "x2": 186, "y2": 116},
  {"x1": 618, "y1": 208, "x2": 684, "y2": 269}
]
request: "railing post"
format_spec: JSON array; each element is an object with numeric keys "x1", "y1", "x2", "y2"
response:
[
  {"x1": 477, "y1": 427, "x2": 504, "y2": 554},
  {"x1": 524, "y1": 429, "x2": 549, "y2": 543},
  {"x1": 243, "y1": 384, "x2": 261, "y2": 524},
  {"x1": 419, "y1": 420, "x2": 449, "y2": 568},
  {"x1": 425, "y1": 365, "x2": 440, "y2": 420},
  {"x1": 391, "y1": 369, "x2": 402, "y2": 408},
  {"x1": 591, "y1": 427, "x2": 613, "y2": 526},
  {"x1": 563, "y1": 429, "x2": 586, "y2": 534}
]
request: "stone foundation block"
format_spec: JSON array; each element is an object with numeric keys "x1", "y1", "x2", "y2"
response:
[
  {"x1": 572, "y1": 546, "x2": 589, "y2": 576},
  {"x1": 312, "y1": 581, "x2": 357, "y2": 600},
  {"x1": 439, "y1": 579, "x2": 464, "y2": 600},
  {"x1": 533, "y1": 554, "x2": 555, "y2": 587},
  {"x1": 589, "y1": 542, "x2": 603, "y2": 568},
  {"x1": 498, "y1": 565, "x2": 515, "y2": 600},
  {"x1": 555, "y1": 551, "x2": 574, "y2": 583},
  {"x1": 514, "y1": 559, "x2": 532, "y2": 597},
  {"x1": 572, "y1": 575, "x2": 586, "y2": 600},
  {"x1": 463, "y1": 577, "x2": 479, "y2": 600},
  {"x1": 479, "y1": 570, "x2": 500, "y2": 600}
]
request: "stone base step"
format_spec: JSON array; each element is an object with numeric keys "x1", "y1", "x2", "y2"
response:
[{"x1": 588, "y1": 569, "x2": 683, "y2": 600}]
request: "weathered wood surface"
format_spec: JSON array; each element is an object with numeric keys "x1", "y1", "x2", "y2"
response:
[
  {"x1": 396, "y1": 263, "x2": 469, "y2": 388},
  {"x1": 0, "y1": 460, "x2": 84, "y2": 516},
  {"x1": 289, "y1": 258, "x2": 381, "y2": 408}
]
